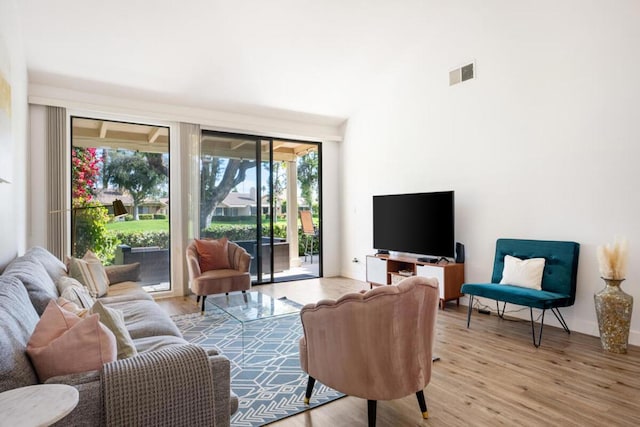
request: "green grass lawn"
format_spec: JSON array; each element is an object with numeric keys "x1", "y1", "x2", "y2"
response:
[{"x1": 106, "y1": 219, "x2": 169, "y2": 232}]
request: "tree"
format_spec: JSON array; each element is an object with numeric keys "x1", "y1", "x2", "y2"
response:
[
  {"x1": 200, "y1": 157, "x2": 255, "y2": 229},
  {"x1": 271, "y1": 161, "x2": 287, "y2": 219},
  {"x1": 104, "y1": 151, "x2": 168, "y2": 220},
  {"x1": 297, "y1": 151, "x2": 318, "y2": 210}
]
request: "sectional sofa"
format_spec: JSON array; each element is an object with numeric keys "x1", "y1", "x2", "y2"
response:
[{"x1": 0, "y1": 247, "x2": 237, "y2": 426}]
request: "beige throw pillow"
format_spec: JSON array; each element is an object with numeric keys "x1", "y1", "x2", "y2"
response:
[
  {"x1": 90, "y1": 301, "x2": 137, "y2": 359},
  {"x1": 500, "y1": 255, "x2": 546, "y2": 290},
  {"x1": 56, "y1": 276, "x2": 95, "y2": 309},
  {"x1": 68, "y1": 251, "x2": 109, "y2": 297}
]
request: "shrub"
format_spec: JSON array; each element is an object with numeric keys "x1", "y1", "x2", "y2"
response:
[
  {"x1": 201, "y1": 223, "x2": 317, "y2": 256},
  {"x1": 211, "y1": 215, "x2": 255, "y2": 223},
  {"x1": 153, "y1": 214, "x2": 167, "y2": 220},
  {"x1": 138, "y1": 214, "x2": 153, "y2": 220},
  {"x1": 74, "y1": 203, "x2": 119, "y2": 264},
  {"x1": 124, "y1": 214, "x2": 134, "y2": 221},
  {"x1": 111, "y1": 230, "x2": 170, "y2": 249}
]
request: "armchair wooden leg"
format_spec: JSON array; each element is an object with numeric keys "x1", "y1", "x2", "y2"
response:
[
  {"x1": 196, "y1": 295, "x2": 201, "y2": 303},
  {"x1": 367, "y1": 400, "x2": 377, "y2": 427},
  {"x1": 304, "y1": 376, "x2": 316, "y2": 404},
  {"x1": 242, "y1": 290, "x2": 248, "y2": 303},
  {"x1": 201, "y1": 295, "x2": 207, "y2": 314},
  {"x1": 416, "y1": 390, "x2": 429, "y2": 419}
]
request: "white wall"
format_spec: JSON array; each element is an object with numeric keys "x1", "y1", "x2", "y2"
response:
[
  {"x1": 0, "y1": 0, "x2": 28, "y2": 268},
  {"x1": 340, "y1": 0, "x2": 640, "y2": 345}
]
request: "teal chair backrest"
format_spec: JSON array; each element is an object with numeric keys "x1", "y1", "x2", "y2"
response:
[{"x1": 491, "y1": 239, "x2": 580, "y2": 305}]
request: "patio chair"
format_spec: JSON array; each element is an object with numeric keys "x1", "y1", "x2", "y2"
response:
[{"x1": 299, "y1": 210, "x2": 319, "y2": 263}]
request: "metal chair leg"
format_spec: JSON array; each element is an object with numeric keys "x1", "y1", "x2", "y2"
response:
[
  {"x1": 466, "y1": 295, "x2": 474, "y2": 327},
  {"x1": 367, "y1": 400, "x2": 377, "y2": 427},
  {"x1": 551, "y1": 307, "x2": 571, "y2": 334},
  {"x1": 497, "y1": 301, "x2": 507, "y2": 318},
  {"x1": 304, "y1": 376, "x2": 316, "y2": 404},
  {"x1": 416, "y1": 390, "x2": 429, "y2": 419},
  {"x1": 530, "y1": 307, "x2": 546, "y2": 347}
]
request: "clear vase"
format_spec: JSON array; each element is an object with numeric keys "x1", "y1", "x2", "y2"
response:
[{"x1": 594, "y1": 278, "x2": 634, "y2": 354}]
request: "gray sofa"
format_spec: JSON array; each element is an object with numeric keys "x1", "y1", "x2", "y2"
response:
[{"x1": 0, "y1": 247, "x2": 238, "y2": 426}]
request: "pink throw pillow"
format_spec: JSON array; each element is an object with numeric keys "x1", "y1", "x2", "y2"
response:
[
  {"x1": 195, "y1": 238, "x2": 231, "y2": 271},
  {"x1": 27, "y1": 300, "x2": 117, "y2": 381}
]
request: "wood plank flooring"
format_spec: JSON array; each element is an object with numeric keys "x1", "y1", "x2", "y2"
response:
[{"x1": 156, "y1": 277, "x2": 640, "y2": 427}]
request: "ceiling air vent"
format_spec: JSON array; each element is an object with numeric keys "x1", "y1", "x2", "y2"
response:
[{"x1": 449, "y1": 62, "x2": 475, "y2": 86}]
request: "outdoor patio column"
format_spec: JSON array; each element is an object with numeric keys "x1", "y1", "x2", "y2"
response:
[{"x1": 287, "y1": 160, "x2": 301, "y2": 268}]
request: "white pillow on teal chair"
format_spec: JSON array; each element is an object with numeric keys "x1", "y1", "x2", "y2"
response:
[{"x1": 500, "y1": 255, "x2": 546, "y2": 290}]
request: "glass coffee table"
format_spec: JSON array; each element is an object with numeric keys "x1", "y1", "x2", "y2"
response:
[{"x1": 207, "y1": 291, "x2": 301, "y2": 365}]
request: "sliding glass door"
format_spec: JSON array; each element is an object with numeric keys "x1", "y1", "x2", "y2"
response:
[{"x1": 199, "y1": 131, "x2": 321, "y2": 284}]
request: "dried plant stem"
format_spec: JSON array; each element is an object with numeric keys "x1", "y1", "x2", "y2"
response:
[{"x1": 597, "y1": 238, "x2": 628, "y2": 280}]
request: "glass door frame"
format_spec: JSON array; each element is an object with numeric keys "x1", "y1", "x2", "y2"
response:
[{"x1": 200, "y1": 130, "x2": 323, "y2": 284}]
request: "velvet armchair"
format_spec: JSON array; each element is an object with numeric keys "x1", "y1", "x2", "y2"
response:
[
  {"x1": 299, "y1": 276, "x2": 439, "y2": 426},
  {"x1": 186, "y1": 239, "x2": 251, "y2": 313}
]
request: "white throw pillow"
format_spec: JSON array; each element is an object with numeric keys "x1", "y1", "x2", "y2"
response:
[{"x1": 499, "y1": 255, "x2": 546, "y2": 290}]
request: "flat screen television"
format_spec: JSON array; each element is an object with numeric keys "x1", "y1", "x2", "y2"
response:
[{"x1": 373, "y1": 191, "x2": 455, "y2": 258}]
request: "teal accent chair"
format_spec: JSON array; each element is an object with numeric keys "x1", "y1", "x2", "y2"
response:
[{"x1": 461, "y1": 239, "x2": 580, "y2": 347}]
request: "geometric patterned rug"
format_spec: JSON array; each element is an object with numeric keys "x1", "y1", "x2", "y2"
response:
[{"x1": 172, "y1": 298, "x2": 345, "y2": 426}]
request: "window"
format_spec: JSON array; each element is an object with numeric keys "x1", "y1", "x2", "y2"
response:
[{"x1": 70, "y1": 117, "x2": 171, "y2": 292}]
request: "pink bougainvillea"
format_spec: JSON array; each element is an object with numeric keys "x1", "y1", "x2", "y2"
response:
[{"x1": 72, "y1": 147, "x2": 102, "y2": 206}]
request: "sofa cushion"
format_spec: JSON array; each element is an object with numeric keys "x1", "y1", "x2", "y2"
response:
[
  {"x1": 98, "y1": 281, "x2": 153, "y2": 304},
  {"x1": 0, "y1": 276, "x2": 40, "y2": 392},
  {"x1": 461, "y1": 283, "x2": 572, "y2": 309},
  {"x1": 27, "y1": 300, "x2": 117, "y2": 382},
  {"x1": 23, "y1": 246, "x2": 67, "y2": 284},
  {"x1": 132, "y1": 335, "x2": 189, "y2": 353},
  {"x1": 3, "y1": 257, "x2": 58, "y2": 315},
  {"x1": 104, "y1": 263, "x2": 141, "y2": 285},
  {"x1": 104, "y1": 299, "x2": 182, "y2": 340}
]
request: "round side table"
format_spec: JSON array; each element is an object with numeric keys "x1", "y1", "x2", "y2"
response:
[{"x1": 0, "y1": 384, "x2": 79, "y2": 427}]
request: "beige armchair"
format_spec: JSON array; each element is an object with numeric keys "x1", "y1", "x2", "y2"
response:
[
  {"x1": 186, "y1": 239, "x2": 252, "y2": 313},
  {"x1": 299, "y1": 276, "x2": 439, "y2": 426}
]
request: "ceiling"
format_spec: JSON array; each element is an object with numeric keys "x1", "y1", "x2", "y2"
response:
[{"x1": 18, "y1": 1, "x2": 428, "y2": 122}]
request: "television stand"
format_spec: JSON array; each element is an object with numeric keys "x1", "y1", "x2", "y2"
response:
[
  {"x1": 366, "y1": 254, "x2": 465, "y2": 310},
  {"x1": 417, "y1": 256, "x2": 439, "y2": 263}
]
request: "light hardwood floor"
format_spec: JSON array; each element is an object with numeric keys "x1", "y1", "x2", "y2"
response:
[{"x1": 157, "y1": 278, "x2": 640, "y2": 426}]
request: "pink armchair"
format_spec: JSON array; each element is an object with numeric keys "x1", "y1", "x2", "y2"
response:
[
  {"x1": 186, "y1": 240, "x2": 251, "y2": 313},
  {"x1": 299, "y1": 276, "x2": 439, "y2": 426}
]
